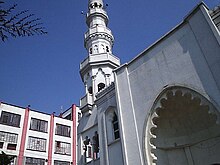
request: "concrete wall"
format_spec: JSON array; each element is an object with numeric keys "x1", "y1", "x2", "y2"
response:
[{"x1": 114, "y1": 4, "x2": 220, "y2": 165}]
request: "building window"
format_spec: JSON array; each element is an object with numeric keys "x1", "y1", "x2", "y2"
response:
[
  {"x1": 55, "y1": 141, "x2": 71, "y2": 155},
  {"x1": 98, "y1": 83, "x2": 105, "y2": 92},
  {"x1": 27, "y1": 136, "x2": 46, "y2": 152},
  {"x1": 0, "y1": 142, "x2": 3, "y2": 148},
  {"x1": 55, "y1": 124, "x2": 71, "y2": 137},
  {"x1": 0, "y1": 111, "x2": 21, "y2": 127},
  {"x1": 7, "y1": 143, "x2": 16, "y2": 150},
  {"x1": 92, "y1": 131, "x2": 99, "y2": 159},
  {"x1": 106, "y1": 46, "x2": 109, "y2": 52},
  {"x1": 0, "y1": 131, "x2": 18, "y2": 143},
  {"x1": 30, "y1": 118, "x2": 48, "y2": 133},
  {"x1": 87, "y1": 145, "x2": 92, "y2": 159},
  {"x1": 88, "y1": 86, "x2": 93, "y2": 94},
  {"x1": 94, "y1": 45, "x2": 98, "y2": 54},
  {"x1": 54, "y1": 160, "x2": 70, "y2": 165},
  {"x1": 82, "y1": 134, "x2": 99, "y2": 163},
  {"x1": 112, "y1": 112, "x2": 120, "y2": 140},
  {"x1": 25, "y1": 157, "x2": 45, "y2": 165}
]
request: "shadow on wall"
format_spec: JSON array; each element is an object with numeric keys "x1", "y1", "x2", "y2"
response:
[{"x1": 178, "y1": 17, "x2": 220, "y2": 105}]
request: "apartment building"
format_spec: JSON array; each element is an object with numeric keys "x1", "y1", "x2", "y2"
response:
[{"x1": 0, "y1": 102, "x2": 79, "y2": 165}]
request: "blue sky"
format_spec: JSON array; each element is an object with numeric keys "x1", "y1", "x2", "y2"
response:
[{"x1": 0, "y1": 0, "x2": 219, "y2": 114}]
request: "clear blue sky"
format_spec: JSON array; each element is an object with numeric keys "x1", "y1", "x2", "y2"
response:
[{"x1": 0, "y1": 0, "x2": 219, "y2": 114}]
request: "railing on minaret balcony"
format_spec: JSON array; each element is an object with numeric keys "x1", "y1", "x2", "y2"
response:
[
  {"x1": 80, "y1": 93, "x2": 93, "y2": 114},
  {"x1": 80, "y1": 53, "x2": 120, "y2": 70},
  {"x1": 84, "y1": 27, "x2": 112, "y2": 40}
]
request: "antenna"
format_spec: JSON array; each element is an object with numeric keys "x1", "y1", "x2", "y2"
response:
[{"x1": 60, "y1": 105, "x2": 63, "y2": 113}]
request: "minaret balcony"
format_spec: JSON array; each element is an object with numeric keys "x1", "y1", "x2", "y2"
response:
[
  {"x1": 80, "y1": 53, "x2": 120, "y2": 70},
  {"x1": 80, "y1": 94, "x2": 93, "y2": 115},
  {"x1": 84, "y1": 27, "x2": 113, "y2": 41}
]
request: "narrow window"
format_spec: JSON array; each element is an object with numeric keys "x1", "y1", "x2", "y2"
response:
[
  {"x1": 112, "y1": 113, "x2": 120, "y2": 140},
  {"x1": 94, "y1": 2, "x2": 98, "y2": 7},
  {"x1": 106, "y1": 46, "x2": 109, "y2": 52},
  {"x1": 0, "y1": 111, "x2": 21, "y2": 127},
  {"x1": 94, "y1": 45, "x2": 98, "y2": 53},
  {"x1": 88, "y1": 86, "x2": 93, "y2": 94},
  {"x1": 92, "y1": 131, "x2": 99, "y2": 159},
  {"x1": 89, "y1": 48, "x2": 92, "y2": 54},
  {"x1": 55, "y1": 124, "x2": 71, "y2": 137},
  {"x1": 98, "y1": 83, "x2": 105, "y2": 92},
  {"x1": 83, "y1": 136, "x2": 92, "y2": 162},
  {"x1": 88, "y1": 146, "x2": 92, "y2": 158},
  {"x1": 101, "y1": 44, "x2": 105, "y2": 52},
  {"x1": 0, "y1": 142, "x2": 3, "y2": 148}
]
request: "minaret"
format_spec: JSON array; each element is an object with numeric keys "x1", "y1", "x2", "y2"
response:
[{"x1": 80, "y1": 0, "x2": 120, "y2": 115}]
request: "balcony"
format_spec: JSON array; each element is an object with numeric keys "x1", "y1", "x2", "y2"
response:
[
  {"x1": 84, "y1": 26, "x2": 113, "y2": 40},
  {"x1": 80, "y1": 53, "x2": 120, "y2": 70},
  {"x1": 80, "y1": 94, "x2": 93, "y2": 115}
]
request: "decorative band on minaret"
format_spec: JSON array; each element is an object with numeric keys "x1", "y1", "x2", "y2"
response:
[{"x1": 85, "y1": 0, "x2": 114, "y2": 55}]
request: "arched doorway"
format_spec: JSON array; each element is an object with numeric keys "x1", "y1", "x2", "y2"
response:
[{"x1": 145, "y1": 87, "x2": 220, "y2": 165}]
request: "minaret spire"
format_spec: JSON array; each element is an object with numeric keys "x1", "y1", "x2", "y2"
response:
[{"x1": 79, "y1": 0, "x2": 120, "y2": 115}]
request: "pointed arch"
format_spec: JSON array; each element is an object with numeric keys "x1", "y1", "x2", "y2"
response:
[
  {"x1": 105, "y1": 106, "x2": 120, "y2": 143},
  {"x1": 143, "y1": 86, "x2": 220, "y2": 165}
]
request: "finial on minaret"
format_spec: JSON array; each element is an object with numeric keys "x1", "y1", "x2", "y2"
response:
[{"x1": 88, "y1": 0, "x2": 104, "y2": 9}]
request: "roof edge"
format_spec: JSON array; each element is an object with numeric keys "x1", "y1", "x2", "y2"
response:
[{"x1": 114, "y1": 2, "x2": 209, "y2": 73}]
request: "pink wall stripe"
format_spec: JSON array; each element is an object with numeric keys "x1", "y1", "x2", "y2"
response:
[
  {"x1": 18, "y1": 107, "x2": 30, "y2": 165},
  {"x1": 72, "y1": 104, "x2": 77, "y2": 165},
  {"x1": 47, "y1": 113, "x2": 55, "y2": 165}
]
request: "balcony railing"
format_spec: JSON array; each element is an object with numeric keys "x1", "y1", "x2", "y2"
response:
[
  {"x1": 80, "y1": 94, "x2": 93, "y2": 108},
  {"x1": 80, "y1": 53, "x2": 120, "y2": 70},
  {"x1": 84, "y1": 27, "x2": 113, "y2": 40},
  {"x1": 55, "y1": 147, "x2": 71, "y2": 155}
]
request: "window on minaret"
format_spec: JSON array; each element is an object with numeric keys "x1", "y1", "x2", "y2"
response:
[
  {"x1": 90, "y1": 48, "x2": 92, "y2": 54},
  {"x1": 94, "y1": 2, "x2": 98, "y2": 8},
  {"x1": 112, "y1": 112, "x2": 120, "y2": 140},
  {"x1": 94, "y1": 45, "x2": 98, "y2": 54},
  {"x1": 88, "y1": 86, "x2": 93, "y2": 94},
  {"x1": 101, "y1": 44, "x2": 105, "y2": 53},
  {"x1": 106, "y1": 46, "x2": 109, "y2": 52},
  {"x1": 98, "y1": 83, "x2": 105, "y2": 92}
]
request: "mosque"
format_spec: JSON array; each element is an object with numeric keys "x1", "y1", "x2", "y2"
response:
[
  {"x1": 0, "y1": 0, "x2": 220, "y2": 165},
  {"x1": 77, "y1": 0, "x2": 220, "y2": 165}
]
